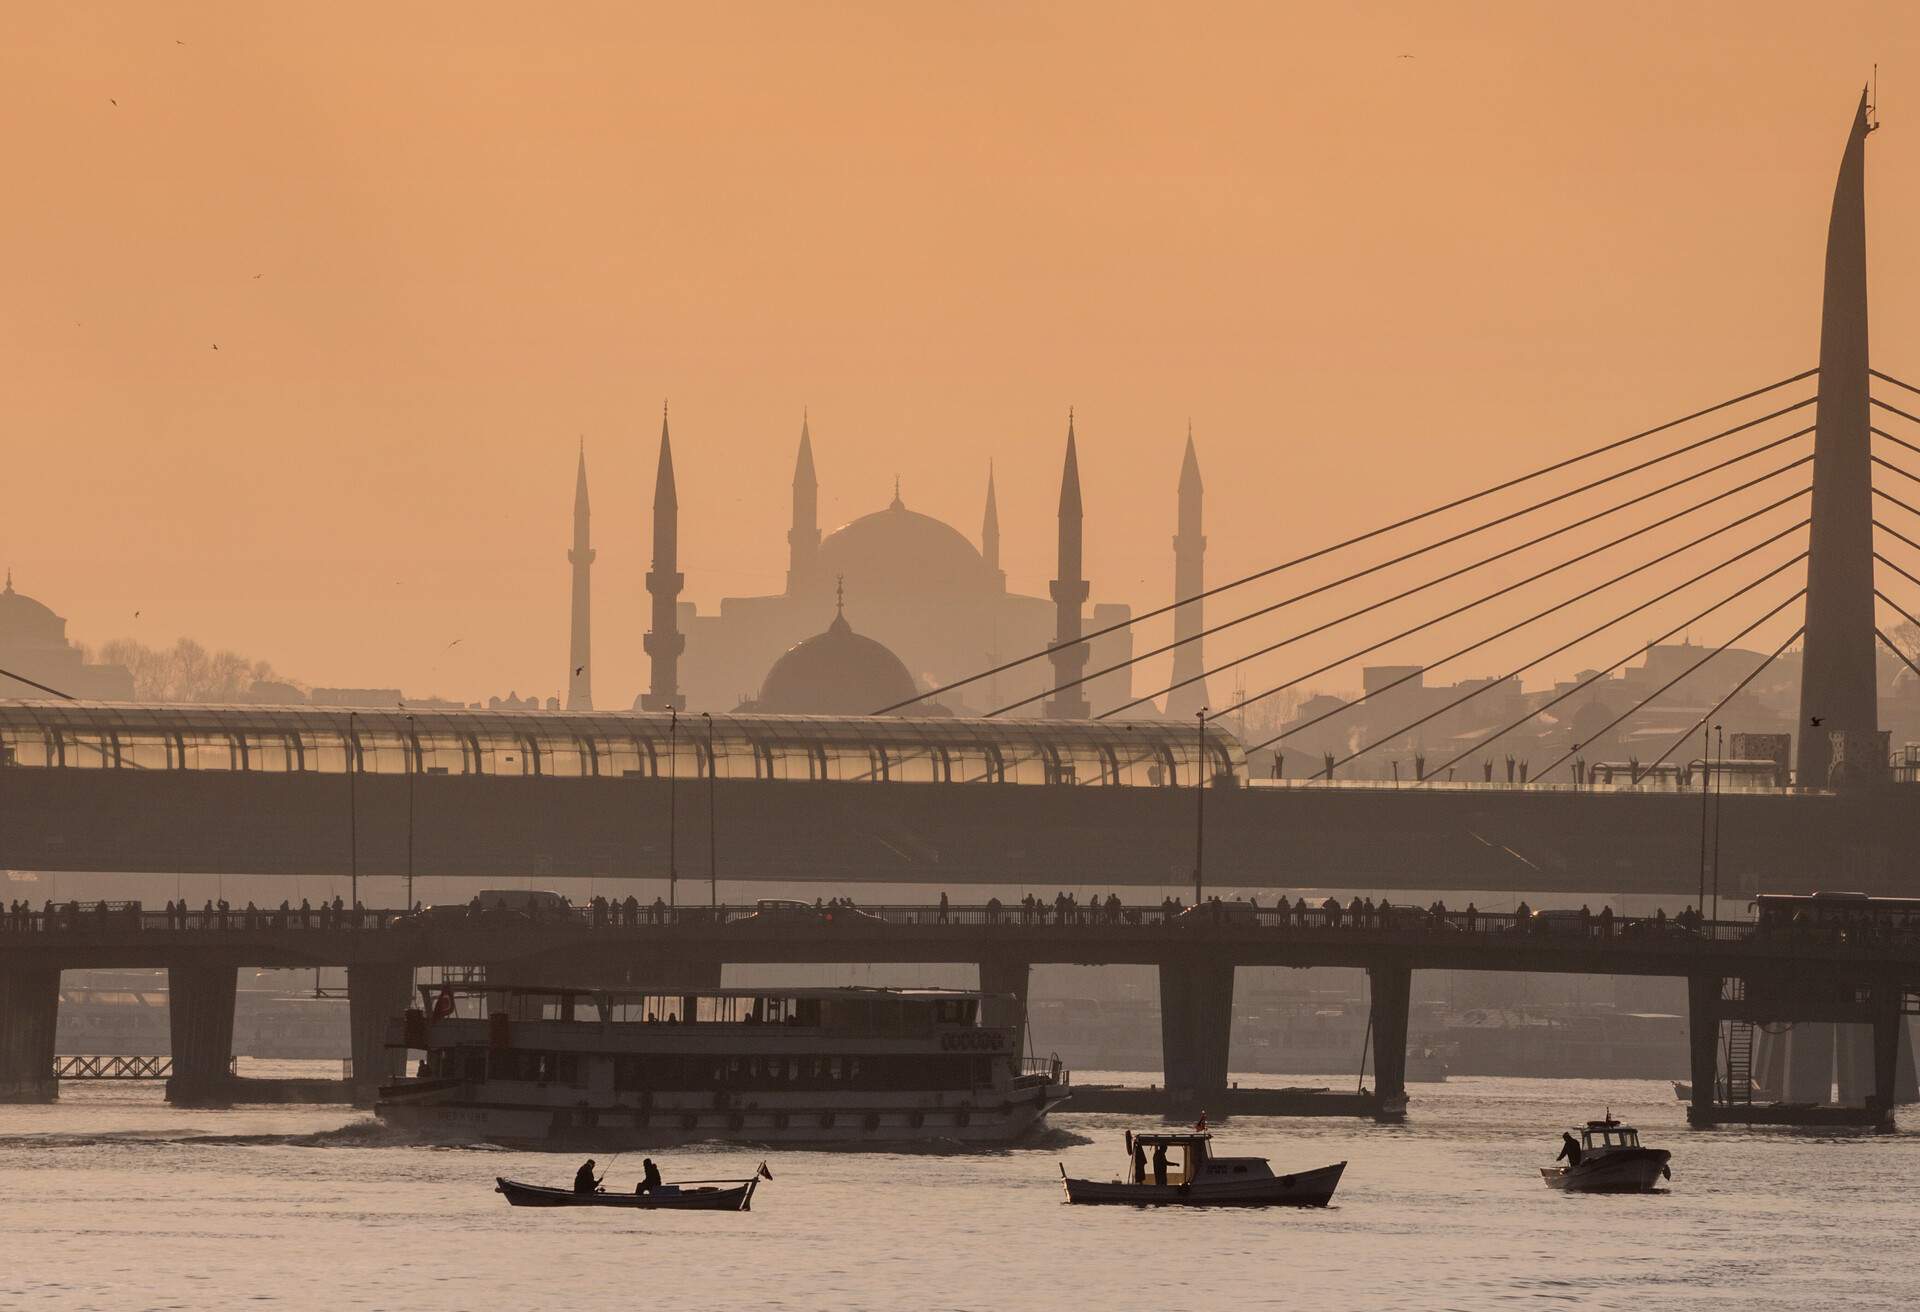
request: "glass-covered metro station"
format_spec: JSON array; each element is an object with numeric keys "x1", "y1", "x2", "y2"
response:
[{"x1": 0, "y1": 702, "x2": 1245, "y2": 788}]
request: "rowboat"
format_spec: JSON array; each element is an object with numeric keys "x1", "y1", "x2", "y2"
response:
[
  {"x1": 1060, "y1": 1129, "x2": 1346, "y2": 1207},
  {"x1": 495, "y1": 1173, "x2": 762, "y2": 1211}
]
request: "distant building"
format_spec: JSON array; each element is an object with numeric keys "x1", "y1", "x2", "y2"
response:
[
  {"x1": 0, "y1": 572, "x2": 133, "y2": 701},
  {"x1": 608, "y1": 414, "x2": 1137, "y2": 717}
]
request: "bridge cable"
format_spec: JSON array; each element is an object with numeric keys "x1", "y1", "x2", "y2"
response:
[
  {"x1": 1871, "y1": 426, "x2": 1920, "y2": 460},
  {"x1": 0, "y1": 666, "x2": 75, "y2": 701},
  {"x1": 1635, "y1": 626, "x2": 1806, "y2": 779},
  {"x1": 1871, "y1": 454, "x2": 1920, "y2": 487},
  {"x1": 1877, "y1": 628, "x2": 1920, "y2": 681},
  {"x1": 1872, "y1": 486, "x2": 1920, "y2": 521},
  {"x1": 1872, "y1": 521, "x2": 1920, "y2": 561},
  {"x1": 1869, "y1": 367, "x2": 1920, "y2": 397},
  {"x1": 1489, "y1": 586, "x2": 1808, "y2": 786},
  {"x1": 990, "y1": 408, "x2": 1814, "y2": 717},
  {"x1": 1348, "y1": 556, "x2": 1807, "y2": 780},
  {"x1": 1254, "y1": 508, "x2": 1812, "y2": 749},
  {"x1": 1159, "y1": 450, "x2": 1818, "y2": 723},
  {"x1": 1065, "y1": 439, "x2": 1814, "y2": 720},
  {"x1": 1875, "y1": 551, "x2": 1920, "y2": 593},
  {"x1": 1868, "y1": 396, "x2": 1920, "y2": 428},
  {"x1": 1874, "y1": 588, "x2": 1920, "y2": 634},
  {"x1": 872, "y1": 373, "x2": 1819, "y2": 713}
]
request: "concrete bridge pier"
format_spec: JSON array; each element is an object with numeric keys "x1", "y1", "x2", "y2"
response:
[
  {"x1": 1784, "y1": 1024, "x2": 1837, "y2": 1103},
  {"x1": 348, "y1": 964, "x2": 417, "y2": 1105},
  {"x1": 1836, "y1": 1018, "x2": 1918, "y2": 1105},
  {"x1": 976, "y1": 956, "x2": 1030, "y2": 1057},
  {"x1": 1158, "y1": 961, "x2": 1233, "y2": 1109},
  {"x1": 1366, "y1": 963, "x2": 1413, "y2": 1114},
  {"x1": 1686, "y1": 973, "x2": 1722, "y2": 1125},
  {"x1": 166, "y1": 965, "x2": 238, "y2": 1106},
  {"x1": 0, "y1": 968, "x2": 60, "y2": 1102}
]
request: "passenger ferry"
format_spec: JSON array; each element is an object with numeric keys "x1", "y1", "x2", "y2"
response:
[{"x1": 376, "y1": 984, "x2": 1071, "y2": 1147}]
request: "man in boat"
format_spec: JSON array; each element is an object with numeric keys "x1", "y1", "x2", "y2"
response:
[
  {"x1": 1556, "y1": 1132, "x2": 1582, "y2": 1167},
  {"x1": 635, "y1": 1159, "x2": 663, "y2": 1194},
  {"x1": 1151, "y1": 1141, "x2": 1169, "y2": 1186},
  {"x1": 1132, "y1": 1137, "x2": 1147, "y2": 1184},
  {"x1": 574, "y1": 1159, "x2": 601, "y2": 1194}
]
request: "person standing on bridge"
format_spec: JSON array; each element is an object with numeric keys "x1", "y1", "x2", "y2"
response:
[{"x1": 938, "y1": 892, "x2": 949, "y2": 924}]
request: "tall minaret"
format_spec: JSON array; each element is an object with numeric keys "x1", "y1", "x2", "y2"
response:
[
  {"x1": 566, "y1": 443, "x2": 595, "y2": 710},
  {"x1": 642, "y1": 406, "x2": 686, "y2": 711},
  {"x1": 981, "y1": 462, "x2": 1004, "y2": 590},
  {"x1": 1164, "y1": 428, "x2": 1211, "y2": 720},
  {"x1": 1046, "y1": 413, "x2": 1090, "y2": 719},
  {"x1": 786, "y1": 412, "x2": 821, "y2": 596}
]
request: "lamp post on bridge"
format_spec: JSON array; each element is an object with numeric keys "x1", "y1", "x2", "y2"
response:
[
  {"x1": 1194, "y1": 708, "x2": 1207, "y2": 906},
  {"x1": 667, "y1": 708, "x2": 678, "y2": 916},
  {"x1": 702, "y1": 711, "x2": 717, "y2": 912},
  {"x1": 347, "y1": 709, "x2": 358, "y2": 922}
]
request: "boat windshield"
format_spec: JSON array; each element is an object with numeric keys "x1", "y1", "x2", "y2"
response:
[
  {"x1": 1127, "y1": 1134, "x2": 1208, "y2": 1184},
  {"x1": 1581, "y1": 1125, "x2": 1639, "y2": 1149}
]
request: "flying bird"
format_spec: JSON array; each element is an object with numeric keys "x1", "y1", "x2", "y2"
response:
[
  {"x1": 253, "y1": 273, "x2": 262, "y2": 279},
  {"x1": 1810, "y1": 715, "x2": 1824, "y2": 726},
  {"x1": 575, "y1": 666, "x2": 585, "y2": 676},
  {"x1": 109, "y1": 99, "x2": 117, "y2": 106},
  {"x1": 211, "y1": 344, "x2": 219, "y2": 350},
  {"x1": 446, "y1": 638, "x2": 463, "y2": 649}
]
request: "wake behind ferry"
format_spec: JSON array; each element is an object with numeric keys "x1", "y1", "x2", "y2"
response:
[{"x1": 376, "y1": 984, "x2": 1070, "y2": 1147}]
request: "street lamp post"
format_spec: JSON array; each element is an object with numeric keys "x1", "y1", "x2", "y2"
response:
[
  {"x1": 347, "y1": 710, "x2": 358, "y2": 922},
  {"x1": 1711, "y1": 724, "x2": 1725, "y2": 927},
  {"x1": 1193, "y1": 709, "x2": 1207, "y2": 906},
  {"x1": 703, "y1": 712, "x2": 717, "y2": 911},
  {"x1": 667, "y1": 708, "x2": 678, "y2": 914},
  {"x1": 406, "y1": 713, "x2": 416, "y2": 912}
]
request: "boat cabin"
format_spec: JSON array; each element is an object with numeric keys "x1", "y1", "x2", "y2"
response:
[
  {"x1": 1577, "y1": 1118, "x2": 1641, "y2": 1151},
  {"x1": 1121, "y1": 1131, "x2": 1275, "y2": 1185}
]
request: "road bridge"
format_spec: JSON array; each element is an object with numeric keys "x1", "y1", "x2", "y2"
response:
[{"x1": 3, "y1": 900, "x2": 1916, "y2": 1127}]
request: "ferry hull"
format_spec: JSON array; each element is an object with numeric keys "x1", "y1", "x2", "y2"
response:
[
  {"x1": 378, "y1": 1083, "x2": 1067, "y2": 1149},
  {"x1": 1540, "y1": 1148, "x2": 1671, "y2": 1193}
]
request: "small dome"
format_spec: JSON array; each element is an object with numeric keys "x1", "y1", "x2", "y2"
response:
[
  {"x1": 752, "y1": 602, "x2": 917, "y2": 715},
  {"x1": 815, "y1": 488, "x2": 994, "y2": 600},
  {"x1": 0, "y1": 573, "x2": 67, "y2": 644}
]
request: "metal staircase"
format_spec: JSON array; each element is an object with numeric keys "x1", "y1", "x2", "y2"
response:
[{"x1": 1724, "y1": 1020, "x2": 1756, "y2": 1105}]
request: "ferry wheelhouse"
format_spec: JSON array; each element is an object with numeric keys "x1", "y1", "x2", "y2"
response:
[{"x1": 376, "y1": 985, "x2": 1070, "y2": 1147}]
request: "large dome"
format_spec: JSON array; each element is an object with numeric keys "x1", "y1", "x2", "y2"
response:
[
  {"x1": 752, "y1": 606, "x2": 918, "y2": 715},
  {"x1": 815, "y1": 491, "x2": 996, "y2": 599},
  {"x1": 0, "y1": 574, "x2": 67, "y2": 644}
]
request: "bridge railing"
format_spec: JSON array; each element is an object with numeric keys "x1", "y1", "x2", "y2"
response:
[{"x1": 5, "y1": 898, "x2": 1910, "y2": 947}]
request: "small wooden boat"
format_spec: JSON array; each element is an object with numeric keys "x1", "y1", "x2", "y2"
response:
[
  {"x1": 496, "y1": 1167, "x2": 766, "y2": 1211},
  {"x1": 1060, "y1": 1129, "x2": 1345, "y2": 1207},
  {"x1": 1541, "y1": 1115, "x2": 1670, "y2": 1193}
]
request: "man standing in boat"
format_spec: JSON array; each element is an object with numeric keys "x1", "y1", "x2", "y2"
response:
[{"x1": 574, "y1": 1159, "x2": 601, "y2": 1194}]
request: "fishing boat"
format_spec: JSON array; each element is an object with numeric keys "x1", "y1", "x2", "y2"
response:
[
  {"x1": 378, "y1": 984, "x2": 1070, "y2": 1147},
  {"x1": 1540, "y1": 1114, "x2": 1671, "y2": 1193},
  {"x1": 1060, "y1": 1129, "x2": 1346, "y2": 1207},
  {"x1": 496, "y1": 1167, "x2": 766, "y2": 1211}
]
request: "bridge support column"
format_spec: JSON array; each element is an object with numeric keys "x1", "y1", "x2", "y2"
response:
[
  {"x1": 1686, "y1": 974, "x2": 1721, "y2": 1125},
  {"x1": 1836, "y1": 1023, "x2": 1877, "y2": 1106},
  {"x1": 348, "y1": 964, "x2": 416, "y2": 1106},
  {"x1": 1869, "y1": 982, "x2": 1905, "y2": 1123},
  {"x1": 0, "y1": 968, "x2": 60, "y2": 1103},
  {"x1": 1783, "y1": 1023, "x2": 1836, "y2": 1104},
  {"x1": 977, "y1": 957, "x2": 1030, "y2": 1058},
  {"x1": 166, "y1": 965, "x2": 237, "y2": 1106},
  {"x1": 1158, "y1": 961, "x2": 1233, "y2": 1110},
  {"x1": 1366, "y1": 963, "x2": 1413, "y2": 1114}
]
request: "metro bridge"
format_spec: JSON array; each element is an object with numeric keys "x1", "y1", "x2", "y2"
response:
[
  {"x1": 2, "y1": 900, "x2": 1916, "y2": 1128},
  {"x1": 3, "y1": 94, "x2": 1918, "y2": 903}
]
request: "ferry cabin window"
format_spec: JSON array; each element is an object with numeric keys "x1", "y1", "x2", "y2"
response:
[
  {"x1": 609, "y1": 1054, "x2": 984, "y2": 1093},
  {"x1": 488, "y1": 1050, "x2": 583, "y2": 1085}
]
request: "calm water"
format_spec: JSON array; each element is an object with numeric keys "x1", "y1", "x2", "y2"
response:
[{"x1": 2, "y1": 1068, "x2": 1915, "y2": 1311}]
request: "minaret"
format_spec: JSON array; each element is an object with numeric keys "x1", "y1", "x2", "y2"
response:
[
  {"x1": 981, "y1": 462, "x2": 1004, "y2": 590},
  {"x1": 1164, "y1": 428, "x2": 1211, "y2": 720},
  {"x1": 566, "y1": 443, "x2": 595, "y2": 710},
  {"x1": 786, "y1": 412, "x2": 821, "y2": 596},
  {"x1": 642, "y1": 406, "x2": 686, "y2": 711},
  {"x1": 1795, "y1": 90, "x2": 1879, "y2": 786},
  {"x1": 1046, "y1": 413, "x2": 1091, "y2": 719}
]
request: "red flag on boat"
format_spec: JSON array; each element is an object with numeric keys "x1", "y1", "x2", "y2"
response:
[{"x1": 432, "y1": 984, "x2": 456, "y2": 1020}]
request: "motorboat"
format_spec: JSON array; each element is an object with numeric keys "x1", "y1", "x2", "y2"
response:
[
  {"x1": 496, "y1": 1163, "x2": 768, "y2": 1210},
  {"x1": 1060, "y1": 1128, "x2": 1345, "y2": 1207},
  {"x1": 1540, "y1": 1115, "x2": 1671, "y2": 1193}
]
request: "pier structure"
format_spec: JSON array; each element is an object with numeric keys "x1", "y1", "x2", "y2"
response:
[{"x1": 2, "y1": 902, "x2": 1916, "y2": 1126}]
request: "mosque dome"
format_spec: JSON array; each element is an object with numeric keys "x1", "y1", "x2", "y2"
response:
[
  {"x1": 0, "y1": 573, "x2": 68, "y2": 645},
  {"x1": 751, "y1": 597, "x2": 919, "y2": 715},
  {"x1": 815, "y1": 487, "x2": 996, "y2": 600}
]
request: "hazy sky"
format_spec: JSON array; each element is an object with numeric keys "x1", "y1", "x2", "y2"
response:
[{"x1": 3, "y1": 3, "x2": 1917, "y2": 710}]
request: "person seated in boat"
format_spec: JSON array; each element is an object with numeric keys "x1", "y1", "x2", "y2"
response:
[
  {"x1": 1152, "y1": 1142, "x2": 1170, "y2": 1186},
  {"x1": 1556, "y1": 1132, "x2": 1582, "y2": 1167},
  {"x1": 574, "y1": 1159, "x2": 601, "y2": 1194},
  {"x1": 635, "y1": 1159, "x2": 663, "y2": 1194}
]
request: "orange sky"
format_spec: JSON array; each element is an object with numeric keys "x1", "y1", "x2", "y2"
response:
[{"x1": 3, "y1": 2, "x2": 1918, "y2": 710}]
